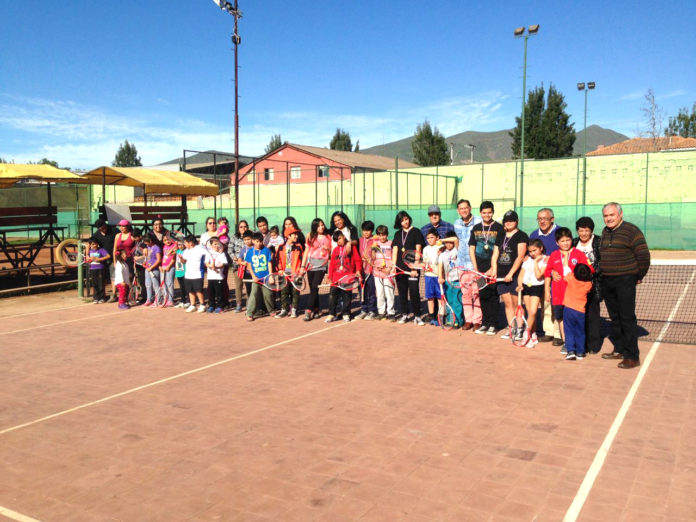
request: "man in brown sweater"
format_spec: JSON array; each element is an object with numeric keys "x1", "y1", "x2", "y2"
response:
[{"x1": 599, "y1": 202, "x2": 651, "y2": 369}]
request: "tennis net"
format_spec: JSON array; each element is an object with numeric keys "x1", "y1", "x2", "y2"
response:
[{"x1": 600, "y1": 260, "x2": 696, "y2": 345}]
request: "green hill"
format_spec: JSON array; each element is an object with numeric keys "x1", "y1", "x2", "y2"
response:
[{"x1": 361, "y1": 125, "x2": 628, "y2": 164}]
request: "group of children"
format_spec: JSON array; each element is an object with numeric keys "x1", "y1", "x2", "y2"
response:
[{"x1": 90, "y1": 212, "x2": 598, "y2": 360}]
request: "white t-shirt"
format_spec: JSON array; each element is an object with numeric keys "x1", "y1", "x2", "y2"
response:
[
  {"x1": 331, "y1": 226, "x2": 353, "y2": 249},
  {"x1": 422, "y1": 244, "x2": 441, "y2": 278},
  {"x1": 205, "y1": 251, "x2": 228, "y2": 281},
  {"x1": 521, "y1": 256, "x2": 548, "y2": 287},
  {"x1": 438, "y1": 248, "x2": 459, "y2": 283},
  {"x1": 575, "y1": 236, "x2": 596, "y2": 267},
  {"x1": 113, "y1": 260, "x2": 130, "y2": 286},
  {"x1": 182, "y1": 245, "x2": 206, "y2": 279},
  {"x1": 199, "y1": 232, "x2": 213, "y2": 248}
]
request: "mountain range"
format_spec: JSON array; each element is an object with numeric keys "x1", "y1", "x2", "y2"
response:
[{"x1": 361, "y1": 125, "x2": 628, "y2": 164}]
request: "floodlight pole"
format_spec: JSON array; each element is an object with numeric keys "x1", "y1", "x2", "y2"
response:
[
  {"x1": 578, "y1": 81, "x2": 595, "y2": 208},
  {"x1": 515, "y1": 25, "x2": 538, "y2": 209}
]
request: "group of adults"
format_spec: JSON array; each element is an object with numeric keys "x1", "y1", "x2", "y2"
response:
[{"x1": 88, "y1": 199, "x2": 650, "y2": 369}]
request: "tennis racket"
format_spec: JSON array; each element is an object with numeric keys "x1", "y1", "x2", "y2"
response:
[
  {"x1": 169, "y1": 230, "x2": 186, "y2": 243},
  {"x1": 305, "y1": 243, "x2": 330, "y2": 272},
  {"x1": 127, "y1": 273, "x2": 142, "y2": 306},
  {"x1": 437, "y1": 283, "x2": 456, "y2": 331},
  {"x1": 244, "y1": 273, "x2": 287, "y2": 292},
  {"x1": 459, "y1": 270, "x2": 505, "y2": 290},
  {"x1": 402, "y1": 249, "x2": 424, "y2": 280},
  {"x1": 510, "y1": 289, "x2": 529, "y2": 346},
  {"x1": 321, "y1": 273, "x2": 360, "y2": 291},
  {"x1": 154, "y1": 278, "x2": 167, "y2": 307},
  {"x1": 289, "y1": 273, "x2": 306, "y2": 292}
]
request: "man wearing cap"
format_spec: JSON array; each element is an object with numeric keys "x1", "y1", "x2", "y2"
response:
[
  {"x1": 420, "y1": 205, "x2": 455, "y2": 239},
  {"x1": 91, "y1": 218, "x2": 117, "y2": 301},
  {"x1": 453, "y1": 199, "x2": 481, "y2": 269},
  {"x1": 529, "y1": 208, "x2": 562, "y2": 344},
  {"x1": 599, "y1": 202, "x2": 650, "y2": 369}
]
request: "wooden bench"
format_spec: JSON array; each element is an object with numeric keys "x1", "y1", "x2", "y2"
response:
[
  {"x1": 128, "y1": 204, "x2": 196, "y2": 236},
  {"x1": 0, "y1": 206, "x2": 66, "y2": 274}
]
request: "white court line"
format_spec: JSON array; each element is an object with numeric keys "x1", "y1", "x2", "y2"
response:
[
  {"x1": 564, "y1": 268, "x2": 696, "y2": 522},
  {"x1": 0, "y1": 302, "x2": 92, "y2": 320},
  {"x1": 0, "y1": 309, "x2": 140, "y2": 336},
  {"x1": 0, "y1": 505, "x2": 42, "y2": 522},
  {"x1": 0, "y1": 322, "x2": 348, "y2": 436}
]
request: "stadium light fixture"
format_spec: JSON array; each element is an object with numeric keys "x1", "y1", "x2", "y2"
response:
[
  {"x1": 212, "y1": 0, "x2": 243, "y2": 225},
  {"x1": 465, "y1": 143, "x2": 476, "y2": 164},
  {"x1": 514, "y1": 24, "x2": 539, "y2": 208},
  {"x1": 578, "y1": 81, "x2": 596, "y2": 207}
]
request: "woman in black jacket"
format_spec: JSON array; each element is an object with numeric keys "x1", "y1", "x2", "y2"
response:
[{"x1": 573, "y1": 216, "x2": 602, "y2": 353}]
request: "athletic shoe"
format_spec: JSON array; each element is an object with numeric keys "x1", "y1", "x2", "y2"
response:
[
  {"x1": 325, "y1": 315, "x2": 335, "y2": 323},
  {"x1": 500, "y1": 332, "x2": 510, "y2": 340},
  {"x1": 343, "y1": 316, "x2": 351, "y2": 323},
  {"x1": 462, "y1": 323, "x2": 473, "y2": 330},
  {"x1": 398, "y1": 314, "x2": 412, "y2": 324},
  {"x1": 175, "y1": 302, "x2": 185, "y2": 308},
  {"x1": 538, "y1": 335, "x2": 554, "y2": 343},
  {"x1": 118, "y1": 304, "x2": 129, "y2": 310},
  {"x1": 290, "y1": 308, "x2": 297, "y2": 318},
  {"x1": 356, "y1": 311, "x2": 368, "y2": 320},
  {"x1": 474, "y1": 325, "x2": 488, "y2": 335},
  {"x1": 303, "y1": 311, "x2": 313, "y2": 322},
  {"x1": 377, "y1": 314, "x2": 387, "y2": 321},
  {"x1": 430, "y1": 319, "x2": 439, "y2": 326},
  {"x1": 197, "y1": 304, "x2": 206, "y2": 313},
  {"x1": 214, "y1": 307, "x2": 222, "y2": 314},
  {"x1": 207, "y1": 307, "x2": 215, "y2": 313},
  {"x1": 524, "y1": 338, "x2": 536, "y2": 349},
  {"x1": 144, "y1": 301, "x2": 154, "y2": 307},
  {"x1": 565, "y1": 352, "x2": 576, "y2": 360},
  {"x1": 364, "y1": 312, "x2": 376, "y2": 321},
  {"x1": 275, "y1": 310, "x2": 288, "y2": 319},
  {"x1": 576, "y1": 353, "x2": 585, "y2": 360},
  {"x1": 560, "y1": 345, "x2": 567, "y2": 355},
  {"x1": 387, "y1": 315, "x2": 397, "y2": 322},
  {"x1": 413, "y1": 317, "x2": 425, "y2": 326},
  {"x1": 486, "y1": 326, "x2": 497, "y2": 336},
  {"x1": 234, "y1": 305, "x2": 243, "y2": 313},
  {"x1": 185, "y1": 305, "x2": 196, "y2": 313},
  {"x1": 552, "y1": 338, "x2": 564, "y2": 346}
]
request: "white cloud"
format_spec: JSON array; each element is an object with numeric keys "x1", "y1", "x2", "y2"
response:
[{"x1": 0, "y1": 91, "x2": 510, "y2": 168}]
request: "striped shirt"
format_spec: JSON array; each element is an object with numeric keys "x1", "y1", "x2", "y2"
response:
[{"x1": 599, "y1": 221, "x2": 650, "y2": 280}]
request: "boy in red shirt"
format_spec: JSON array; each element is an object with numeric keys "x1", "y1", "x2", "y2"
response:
[
  {"x1": 326, "y1": 231, "x2": 362, "y2": 323},
  {"x1": 563, "y1": 263, "x2": 593, "y2": 360},
  {"x1": 544, "y1": 227, "x2": 591, "y2": 352}
]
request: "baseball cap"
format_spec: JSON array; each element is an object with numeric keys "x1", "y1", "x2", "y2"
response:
[
  {"x1": 503, "y1": 210, "x2": 519, "y2": 223},
  {"x1": 427, "y1": 205, "x2": 441, "y2": 214}
]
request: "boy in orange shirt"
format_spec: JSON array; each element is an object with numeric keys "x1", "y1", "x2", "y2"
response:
[{"x1": 563, "y1": 263, "x2": 593, "y2": 360}]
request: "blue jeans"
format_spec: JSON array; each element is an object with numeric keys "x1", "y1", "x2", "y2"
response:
[
  {"x1": 163, "y1": 268, "x2": 175, "y2": 302},
  {"x1": 563, "y1": 307, "x2": 586, "y2": 356},
  {"x1": 145, "y1": 269, "x2": 161, "y2": 301},
  {"x1": 361, "y1": 275, "x2": 377, "y2": 313}
]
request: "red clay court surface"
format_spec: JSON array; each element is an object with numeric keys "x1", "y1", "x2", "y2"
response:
[{"x1": 1, "y1": 291, "x2": 695, "y2": 521}]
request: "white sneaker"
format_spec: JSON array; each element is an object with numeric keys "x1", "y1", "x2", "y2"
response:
[
  {"x1": 197, "y1": 304, "x2": 206, "y2": 313},
  {"x1": 486, "y1": 326, "x2": 496, "y2": 336},
  {"x1": 185, "y1": 304, "x2": 196, "y2": 313},
  {"x1": 343, "y1": 316, "x2": 351, "y2": 323},
  {"x1": 413, "y1": 316, "x2": 425, "y2": 326},
  {"x1": 325, "y1": 315, "x2": 335, "y2": 323},
  {"x1": 175, "y1": 302, "x2": 185, "y2": 309},
  {"x1": 356, "y1": 311, "x2": 368, "y2": 320},
  {"x1": 500, "y1": 332, "x2": 510, "y2": 340},
  {"x1": 474, "y1": 325, "x2": 487, "y2": 335},
  {"x1": 290, "y1": 308, "x2": 297, "y2": 318},
  {"x1": 525, "y1": 338, "x2": 536, "y2": 349}
]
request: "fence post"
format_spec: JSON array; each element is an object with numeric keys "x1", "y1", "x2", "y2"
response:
[
  {"x1": 286, "y1": 161, "x2": 290, "y2": 217},
  {"x1": 395, "y1": 157, "x2": 399, "y2": 208},
  {"x1": 644, "y1": 152, "x2": 650, "y2": 233},
  {"x1": 77, "y1": 239, "x2": 84, "y2": 298}
]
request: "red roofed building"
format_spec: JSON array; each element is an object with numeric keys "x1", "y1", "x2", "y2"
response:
[
  {"x1": 587, "y1": 136, "x2": 696, "y2": 156},
  {"x1": 236, "y1": 143, "x2": 417, "y2": 185}
]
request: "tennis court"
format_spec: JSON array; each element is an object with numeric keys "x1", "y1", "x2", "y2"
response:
[{"x1": 1, "y1": 280, "x2": 695, "y2": 521}]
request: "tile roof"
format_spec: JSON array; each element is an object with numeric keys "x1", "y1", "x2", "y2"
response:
[
  {"x1": 587, "y1": 136, "x2": 696, "y2": 156},
  {"x1": 289, "y1": 144, "x2": 419, "y2": 170}
]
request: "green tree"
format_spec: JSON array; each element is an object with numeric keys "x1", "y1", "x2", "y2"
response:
[
  {"x1": 353, "y1": 140, "x2": 360, "y2": 153},
  {"x1": 510, "y1": 84, "x2": 576, "y2": 159},
  {"x1": 411, "y1": 120, "x2": 449, "y2": 166},
  {"x1": 112, "y1": 140, "x2": 142, "y2": 167},
  {"x1": 265, "y1": 134, "x2": 283, "y2": 154},
  {"x1": 329, "y1": 128, "x2": 353, "y2": 151},
  {"x1": 642, "y1": 88, "x2": 663, "y2": 150},
  {"x1": 665, "y1": 102, "x2": 696, "y2": 138},
  {"x1": 0, "y1": 157, "x2": 8, "y2": 164},
  {"x1": 38, "y1": 158, "x2": 59, "y2": 168}
]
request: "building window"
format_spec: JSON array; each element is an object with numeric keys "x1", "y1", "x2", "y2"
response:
[
  {"x1": 317, "y1": 165, "x2": 329, "y2": 178},
  {"x1": 290, "y1": 166, "x2": 301, "y2": 180},
  {"x1": 264, "y1": 168, "x2": 274, "y2": 181}
]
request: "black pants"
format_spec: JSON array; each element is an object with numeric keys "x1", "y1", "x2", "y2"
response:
[
  {"x1": 329, "y1": 286, "x2": 352, "y2": 317},
  {"x1": 135, "y1": 265, "x2": 146, "y2": 302},
  {"x1": 602, "y1": 274, "x2": 639, "y2": 361},
  {"x1": 585, "y1": 287, "x2": 602, "y2": 353},
  {"x1": 306, "y1": 270, "x2": 326, "y2": 312},
  {"x1": 479, "y1": 284, "x2": 499, "y2": 328},
  {"x1": 395, "y1": 274, "x2": 420, "y2": 316},
  {"x1": 90, "y1": 269, "x2": 105, "y2": 301},
  {"x1": 177, "y1": 276, "x2": 189, "y2": 304},
  {"x1": 208, "y1": 279, "x2": 224, "y2": 309}
]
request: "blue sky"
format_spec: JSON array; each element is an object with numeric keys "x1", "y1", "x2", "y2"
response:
[{"x1": 1, "y1": 0, "x2": 694, "y2": 169}]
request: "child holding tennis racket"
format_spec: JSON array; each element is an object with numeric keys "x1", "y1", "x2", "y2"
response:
[
  {"x1": 438, "y1": 231, "x2": 462, "y2": 327},
  {"x1": 325, "y1": 231, "x2": 362, "y2": 323},
  {"x1": 371, "y1": 225, "x2": 396, "y2": 320},
  {"x1": 174, "y1": 239, "x2": 189, "y2": 308},
  {"x1": 357, "y1": 221, "x2": 378, "y2": 320},
  {"x1": 87, "y1": 238, "x2": 110, "y2": 303},
  {"x1": 113, "y1": 249, "x2": 131, "y2": 310},
  {"x1": 179, "y1": 235, "x2": 207, "y2": 313},
  {"x1": 205, "y1": 237, "x2": 228, "y2": 313},
  {"x1": 422, "y1": 229, "x2": 443, "y2": 325},
  {"x1": 562, "y1": 263, "x2": 593, "y2": 360},
  {"x1": 516, "y1": 239, "x2": 548, "y2": 347},
  {"x1": 142, "y1": 233, "x2": 162, "y2": 307},
  {"x1": 301, "y1": 218, "x2": 331, "y2": 321},
  {"x1": 131, "y1": 229, "x2": 147, "y2": 305},
  {"x1": 244, "y1": 232, "x2": 275, "y2": 321},
  {"x1": 275, "y1": 228, "x2": 304, "y2": 318},
  {"x1": 160, "y1": 233, "x2": 177, "y2": 307}
]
